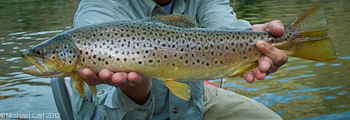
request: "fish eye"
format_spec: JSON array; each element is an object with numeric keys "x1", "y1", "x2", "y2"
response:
[{"x1": 36, "y1": 49, "x2": 43, "y2": 56}]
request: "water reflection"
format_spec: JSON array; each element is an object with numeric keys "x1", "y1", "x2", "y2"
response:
[
  {"x1": 0, "y1": 0, "x2": 349, "y2": 119},
  {"x1": 0, "y1": 0, "x2": 78, "y2": 118}
]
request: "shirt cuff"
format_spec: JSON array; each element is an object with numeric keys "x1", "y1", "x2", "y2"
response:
[{"x1": 115, "y1": 87, "x2": 155, "y2": 120}]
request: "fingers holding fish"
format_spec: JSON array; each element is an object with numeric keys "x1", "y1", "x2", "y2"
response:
[
  {"x1": 110, "y1": 72, "x2": 141, "y2": 87},
  {"x1": 243, "y1": 20, "x2": 286, "y2": 82},
  {"x1": 257, "y1": 41, "x2": 288, "y2": 71},
  {"x1": 243, "y1": 72, "x2": 256, "y2": 83},
  {"x1": 251, "y1": 20, "x2": 284, "y2": 37},
  {"x1": 81, "y1": 68, "x2": 104, "y2": 86}
]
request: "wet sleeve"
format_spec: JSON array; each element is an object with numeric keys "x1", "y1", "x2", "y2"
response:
[{"x1": 196, "y1": 0, "x2": 251, "y2": 30}]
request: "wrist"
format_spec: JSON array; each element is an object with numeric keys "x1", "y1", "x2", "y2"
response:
[{"x1": 120, "y1": 78, "x2": 152, "y2": 105}]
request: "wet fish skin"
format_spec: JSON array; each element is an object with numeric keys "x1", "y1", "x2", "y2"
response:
[{"x1": 22, "y1": 6, "x2": 336, "y2": 101}]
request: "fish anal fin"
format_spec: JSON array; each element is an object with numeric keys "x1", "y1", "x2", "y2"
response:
[
  {"x1": 231, "y1": 62, "x2": 259, "y2": 77},
  {"x1": 72, "y1": 71, "x2": 85, "y2": 99},
  {"x1": 150, "y1": 14, "x2": 197, "y2": 28},
  {"x1": 164, "y1": 80, "x2": 191, "y2": 101}
]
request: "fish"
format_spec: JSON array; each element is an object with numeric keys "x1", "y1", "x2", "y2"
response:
[{"x1": 22, "y1": 6, "x2": 336, "y2": 101}]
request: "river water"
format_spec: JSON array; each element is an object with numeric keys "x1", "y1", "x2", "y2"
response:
[{"x1": 0, "y1": 0, "x2": 349, "y2": 119}]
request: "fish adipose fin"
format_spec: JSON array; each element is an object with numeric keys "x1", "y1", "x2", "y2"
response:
[
  {"x1": 286, "y1": 5, "x2": 336, "y2": 61},
  {"x1": 149, "y1": 14, "x2": 197, "y2": 28},
  {"x1": 164, "y1": 80, "x2": 191, "y2": 101},
  {"x1": 231, "y1": 62, "x2": 259, "y2": 77}
]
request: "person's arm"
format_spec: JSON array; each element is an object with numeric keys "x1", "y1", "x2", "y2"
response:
[{"x1": 196, "y1": 0, "x2": 287, "y2": 82}]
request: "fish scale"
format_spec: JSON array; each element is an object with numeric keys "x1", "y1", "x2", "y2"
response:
[{"x1": 22, "y1": 6, "x2": 336, "y2": 101}]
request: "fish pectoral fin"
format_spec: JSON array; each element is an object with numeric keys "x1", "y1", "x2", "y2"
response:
[
  {"x1": 149, "y1": 14, "x2": 197, "y2": 28},
  {"x1": 163, "y1": 80, "x2": 191, "y2": 101},
  {"x1": 72, "y1": 71, "x2": 85, "y2": 99},
  {"x1": 231, "y1": 62, "x2": 259, "y2": 77}
]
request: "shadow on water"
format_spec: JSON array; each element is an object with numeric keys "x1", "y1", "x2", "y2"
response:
[{"x1": 0, "y1": 0, "x2": 349, "y2": 119}]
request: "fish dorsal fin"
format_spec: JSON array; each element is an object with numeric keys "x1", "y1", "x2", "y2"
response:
[{"x1": 149, "y1": 14, "x2": 197, "y2": 28}]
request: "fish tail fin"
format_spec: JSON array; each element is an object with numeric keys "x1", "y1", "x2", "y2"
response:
[
  {"x1": 286, "y1": 5, "x2": 336, "y2": 61},
  {"x1": 164, "y1": 80, "x2": 191, "y2": 101},
  {"x1": 72, "y1": 71, "x2": 85, "y2": 99}
]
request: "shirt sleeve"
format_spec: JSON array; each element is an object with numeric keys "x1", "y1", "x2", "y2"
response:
[
  {"x1": 71, "y1": 0, "x2": 155, "y2": 120},
  {"x1": 73, "y1": 0, "x2": 137, "y2": 28},
  {"x1": 196, "y1": 0, "x2": 251, "y2": 30}
]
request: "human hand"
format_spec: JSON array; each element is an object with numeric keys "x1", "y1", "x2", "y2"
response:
[
  {"x1": 81, "y1": 68, "x2": 148, "y2": 87},
  {"x1": 244, "y1": 20, "x2": 288, "y2": 83},
  {"x1": 81, "y1": 68, "x2": 151, "y2": 105}
]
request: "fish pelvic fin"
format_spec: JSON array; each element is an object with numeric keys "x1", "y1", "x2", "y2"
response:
[
  {"x1": 88, "y1": 85, "x2": 97, "y2": 97},
  {"x1": 149, "y1": 14, "x2": 197, "y2": 28},
  {"x1": 72, "y1": 71, "x2": 85, "y2": 99},
  {"x1": 286, "y1": 5, "x2": 336, "y2": 61},
  {"x1": 164, "y1": 80, "x2": 191, "y2": 101},
  {"x1": 231, "y1": 62, "x2": 259, "y2": 77}
]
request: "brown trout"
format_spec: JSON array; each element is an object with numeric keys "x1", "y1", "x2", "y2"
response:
[{"x1": 22, "y1": 6, "x2": 336, "y2": 101}]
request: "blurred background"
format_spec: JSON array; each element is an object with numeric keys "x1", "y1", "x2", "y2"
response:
[{"x1": 0, "y1": 0, "x2": 349, "y2": 119}]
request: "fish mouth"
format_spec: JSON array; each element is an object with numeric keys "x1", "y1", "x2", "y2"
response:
[{"x1": 22, "y1": 54, "x2": 48, "y2": 74}]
